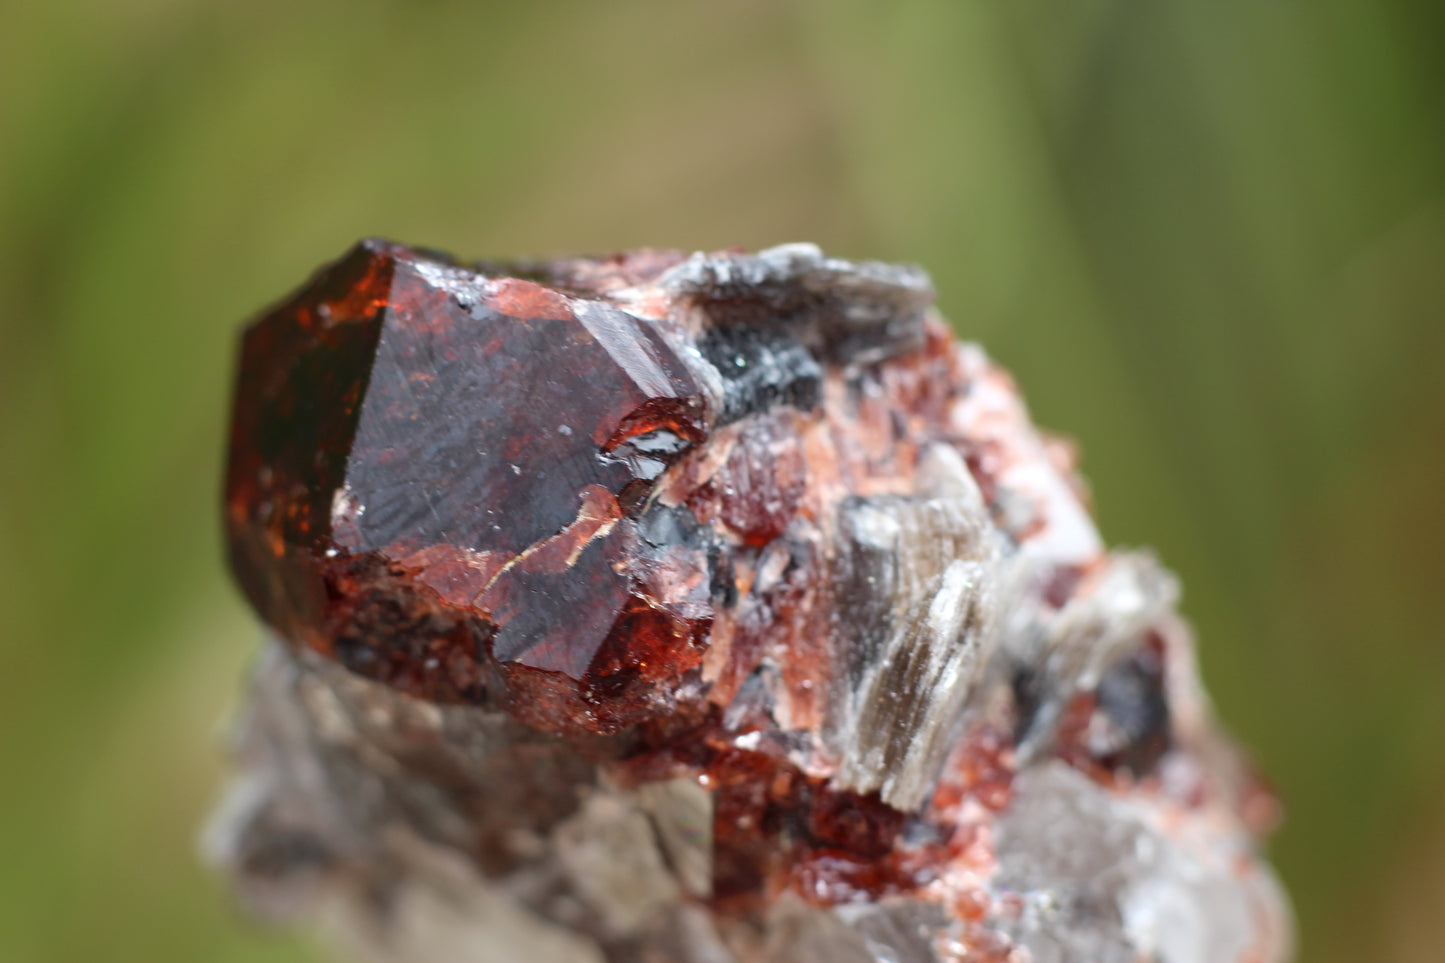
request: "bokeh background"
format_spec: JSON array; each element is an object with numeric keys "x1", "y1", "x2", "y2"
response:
[{"x1": 2, "y1": 1, "x2": 1442, "y2": 960}]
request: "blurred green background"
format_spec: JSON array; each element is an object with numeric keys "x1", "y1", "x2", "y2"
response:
[{"x1": 2, "y1": 1, "x2": 1442, "y2": 960}]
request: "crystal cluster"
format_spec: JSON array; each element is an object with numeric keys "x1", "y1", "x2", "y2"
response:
[{"x1": 212, "y1": 241, "x2": 1292, "y2": 962}]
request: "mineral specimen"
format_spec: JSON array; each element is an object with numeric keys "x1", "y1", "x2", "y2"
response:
[{"x1": 211, "y1": 241, "x2": 1293, "y2": 962}]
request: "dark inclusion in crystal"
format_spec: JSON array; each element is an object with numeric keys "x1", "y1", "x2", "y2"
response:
[{"x1": 226, "y1": 240, "x2": 709, "y2": 726}]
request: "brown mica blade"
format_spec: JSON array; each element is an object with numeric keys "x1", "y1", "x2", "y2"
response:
[{"x1": 213, "y1": 242, "x2": 1293, "y2": 963}]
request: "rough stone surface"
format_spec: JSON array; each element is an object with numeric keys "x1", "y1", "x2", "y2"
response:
[{"x1": 212, "y1": 241, "x2": 1293, "y2": 962}]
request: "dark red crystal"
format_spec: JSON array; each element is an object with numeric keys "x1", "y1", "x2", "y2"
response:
[{"x1": 226, "y1": 240, "x2": 708, "y2": 728}]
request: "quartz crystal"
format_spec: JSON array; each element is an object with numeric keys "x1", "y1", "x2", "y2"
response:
[{"x1": 211, "y1": 241, "x2": 1292, "y2": 962}]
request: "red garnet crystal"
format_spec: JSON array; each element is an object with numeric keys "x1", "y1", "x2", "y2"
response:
[
  {"x1": 226, "y1": 240, "x2": 711, "y2": 729},
  {"x1": 216, "y1": 241, "x2": 1292, "y2": 963}
]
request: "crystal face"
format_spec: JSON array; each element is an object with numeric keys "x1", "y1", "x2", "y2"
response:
[{"x1": 214, "y1": 241, "x2": 1292, "y2": 963}]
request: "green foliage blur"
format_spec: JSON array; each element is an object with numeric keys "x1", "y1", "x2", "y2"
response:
[{"x1": 2, "y1": 1, "x2": 1441, "y2": 960}]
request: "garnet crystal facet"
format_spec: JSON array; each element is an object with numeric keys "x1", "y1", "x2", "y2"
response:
[{"x1": 215, "y1": 242, "x2": 1292, "y2": 963}]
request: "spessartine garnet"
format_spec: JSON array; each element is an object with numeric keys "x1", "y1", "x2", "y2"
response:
[
  {"x1": 227, "y1": 240, "x2": 713, "y2": 729},
  {"x1": 217, "y1": 240, "x2": 1291, "y2": 963}
]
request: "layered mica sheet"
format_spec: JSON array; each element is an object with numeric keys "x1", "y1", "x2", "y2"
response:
[{"x1": 213, "y1": 242, "x2": 1292, "y2": 962}]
